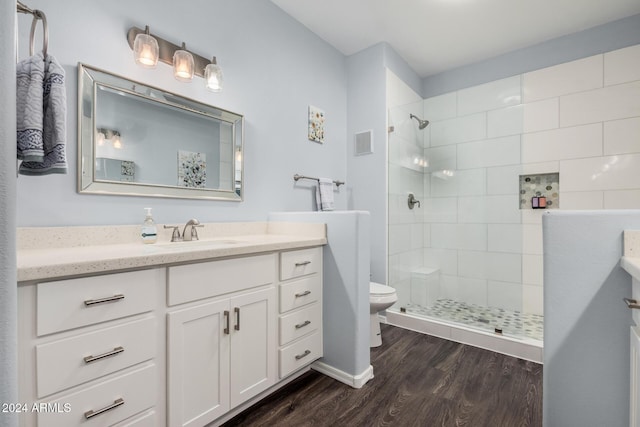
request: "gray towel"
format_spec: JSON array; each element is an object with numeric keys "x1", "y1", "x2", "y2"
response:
[
  {"x1": 17, "y1": 53, "x2": 68, "y2": 175},
  {"x1": 16, "y1": 52, "x2": 44, "y2": 162}
]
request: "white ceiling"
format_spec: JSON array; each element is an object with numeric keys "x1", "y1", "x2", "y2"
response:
[{"x1": 271, "y1": 0, "x2": 640, "y2": 77}]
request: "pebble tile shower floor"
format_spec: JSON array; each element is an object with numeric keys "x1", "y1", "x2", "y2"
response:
[{"x1": 403, "y1": 298, "x2": 544, "y2": 341}]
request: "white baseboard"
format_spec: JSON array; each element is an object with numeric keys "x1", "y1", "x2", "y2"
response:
[{"x1": 311, "y1": 361, "x2": 374, "y2": 389}]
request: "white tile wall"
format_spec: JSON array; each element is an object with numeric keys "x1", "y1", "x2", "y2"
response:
[
  {"x1": 560, "y1": 81, "x2": 640, "y2": 127},
  {"x1": 604, "y1": 117, "x2": 640, "y2": 155},
  {"x1": 604, "y1": 190, "x2": 640, "y2": 209},
  {"x1": 457, "y1": 135, "x2": 521, "y2": 170},
  {"x1": 523, "y1": 55, "x2": 603, "y2": 102},
  {"x1": 559, "y1": 191, "x2": 604, "y2": 209},
  {"x1": 488, "y1": 105, "x2": 524, "y2": 138},
  {"x1": 522, "y1": 123, "x2": 603, "y2": 164},
  {"x1": 488, "y1": 280, "x2": 523, "y2": 312},
  {"x1": 424, "y1": 92, "x2": 457, "y2": 121},
  {"x1": 395, "y1": 44, "x2": 640, "y2": 319},
  {"x1": 523, "y1": 98, "x2": 559, "y2": 133},
  {"x1": 523, "y1": 285, "x2": 543, "y2": 316},
  {"x1": 487, "y1": 165, "x2": 522, "y2": 195},
  {"x1": 430, "y1": 113, "x2": 486, "y2": 146},
  {"x1": 561, "y1": 153, "x2": 640, "y2": 191},
  {"x1": 488, "y1": 224, "x2": 522, "y2": 253},
  {"x1": 458, "y1": 76, "x2": 522, "y2": 116},
  {"x1": 604, "y1": 44, "x2": 640, "y2": 86},
  {"x1": 522, "y1": 254, "x2": 543, "y2": 286}
]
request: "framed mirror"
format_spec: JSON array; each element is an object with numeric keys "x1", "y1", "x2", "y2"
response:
[{"x1": 78, "y1": 63, "x2": 244, "y2": 201}]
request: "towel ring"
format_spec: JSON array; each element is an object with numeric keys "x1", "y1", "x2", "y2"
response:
[{"x1": 29, "y1": 9, "x2": 48, "y2": 57}]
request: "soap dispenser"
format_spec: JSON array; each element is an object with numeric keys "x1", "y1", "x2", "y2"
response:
[{"x1": 141, "y1": 207, "x2": 158, "y2": 244}]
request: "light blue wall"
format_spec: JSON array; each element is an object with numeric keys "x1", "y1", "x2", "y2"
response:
[
  {"x1": 15, "y1": 0, "x2": 348, "y2": 227},
  {"x1": 1, "y1": 1, "x2": 17, "y2": 424},
  {"x1": 345, "y1": 43, "x2": 422, "y2": 284},
  {"x1": 543, "y1": 211, "x2": 640, "y2": 427},
  {"x1": 423, "y1": 13, "x2": 640, "y2": 97}
]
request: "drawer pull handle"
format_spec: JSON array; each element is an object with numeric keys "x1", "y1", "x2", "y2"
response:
[
  {"x1": 295, "y1": 320, "x2": 311, "y2": 329},
  {"x1": 84, "y1": 346, "x2": 124, "y2": 364},
  {"x1": 234, "y1": 307, "x2": 240, "y2": 331},
  {"x1": 625, "y1": 298, "x2": 640, "y2": 309},
  {"x1": 84, "y1": 398, "x2": 124, "y2": 419},
  {"x1": 224, "y1": 310, "x2": 230, "y2": 334},
  {"x1": 295, "y1": 349, "x2": 311, "y2": 360},
  {"x1": 295, "y1": 261, "x2": 311, "y2": 267},
  {"x1": 84, "y1": 294, "x2": 125, "y2": 306},
  {"x1": 295, "y1": 290, "x2": 311, "y2": 298}
]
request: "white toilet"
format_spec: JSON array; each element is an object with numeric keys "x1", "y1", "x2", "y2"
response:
[{"x1": 369, "y1": 282, "x2": 398, "y2": 347}]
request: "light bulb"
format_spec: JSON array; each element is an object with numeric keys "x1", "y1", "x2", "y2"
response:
[
  {"x1": 133, "y1": 26, "x2": 159, "y2": 69},
  {"x1": 112, "y1": 133, "x2": 122, "y2": 149},
  {"x1": 96, "y1": 131, "x2": 105, "y2": 146},
  {"x1": 173, "y1": 44, "x2": 194, "y2": 82},
  {"x1": 205, "y1": 57, "x2": 223, "y2": 92}
]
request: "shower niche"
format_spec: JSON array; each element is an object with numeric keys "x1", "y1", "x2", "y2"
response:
[{"x1": 519, "y1": 173, "x2": 559, "y2": 210}]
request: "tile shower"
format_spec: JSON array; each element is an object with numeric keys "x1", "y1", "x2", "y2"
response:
[{"x1": 386, "y1": 43, "x2": 640, "y2": 346}]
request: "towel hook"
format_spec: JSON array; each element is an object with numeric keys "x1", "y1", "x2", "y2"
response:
[{"x1": 29, "y1": 9, "x2": 48, "y2": 57}]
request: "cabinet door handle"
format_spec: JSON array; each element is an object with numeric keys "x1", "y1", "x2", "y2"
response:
[
  {"x1": 224, "y1": 310, "x2": 230, "y2": 334},
  {"x1": 84, "y1": 294, "x2": 125, "y2": 306},
  {"x1": 234, "y1": 307, "x2": 240, "y2": 331},
  {"x1": 625, "y1": 298, "x2": 640, "y2": 309},
  {"x1": 295, "y1": 349, "x2": 311, "y2": 360},
  {"x1": 295, "y1": 290, "x2": 311, "y2": 298},
  {"x1": 84, "y1": 398, "x2": 124, "y2": 419},
  {"x1": 83, "y1": 346, "x2": 124, "y2": 364},
  {"x1": 295, "y1": 320, "x2": 311, "y2": 329},
  {"x1": 295, "y1": 260, "x2": 311, "y2": 267}
]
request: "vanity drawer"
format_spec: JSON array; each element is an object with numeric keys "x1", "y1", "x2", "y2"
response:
[
  {"x1": 37, "y1": 364, "x2": 156, "y2": 427},
  {"x1": 37, "y1": 269, "x2": 160, "y2": 336},
  {"x1": 279, "y1": 303, "x2": 321, "y2": 346},
  {"x1": 279, "y1": 275, "x2": 321, "y2": 313},
  {"x1": 280, "y1": 247, "x2": 322, "y2": 281},
  {"x1": 279, "y1": 331, "x2": 322, "y2": 378},
  {"x1": 168, "y1": 254, "x2": 276, "y2": 305},
  {"x1": 36, "y1": 318, "x2": 156, "y2": 398}
]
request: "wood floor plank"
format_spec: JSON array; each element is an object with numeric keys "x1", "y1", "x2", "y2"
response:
[{"x1": 222, "y1": 324, "x2": 543, "y2": 427}]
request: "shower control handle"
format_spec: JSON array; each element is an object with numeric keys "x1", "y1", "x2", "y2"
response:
[{"x1": 408, "y1": 193, "x2": 421, "y2": 210}]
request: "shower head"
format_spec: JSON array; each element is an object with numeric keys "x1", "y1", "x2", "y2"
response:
[{"x1": 409, "y1": 114, "x2": 429, "y2": 130}]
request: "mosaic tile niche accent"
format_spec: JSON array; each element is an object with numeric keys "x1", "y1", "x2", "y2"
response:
[{"x1": 519, "y1": 173, "x2": 559, "y2": 209}]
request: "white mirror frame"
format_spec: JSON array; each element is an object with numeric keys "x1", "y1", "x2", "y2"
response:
[{"x1": 77, "y1": 63, "x2": 244, "y2": 201}]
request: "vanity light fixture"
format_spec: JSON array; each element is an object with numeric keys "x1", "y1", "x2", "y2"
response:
[
  {"x1": 127, "y1": 26, "x2": 223, "y2": 92},
  {"x1": 133, "y1": 25, "x2": 159, "y2": 68},
  {"x1": 97, "y1": 128, "x2": 122, "y2": 149}
]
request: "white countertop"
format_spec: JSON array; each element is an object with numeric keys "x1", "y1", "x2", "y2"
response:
[
  {"x1": 622, "y1": 230, "x2": 640, "y2": 281},
  {"x1": 17, "y1": 222, "x2": 326, "y2": 282}
]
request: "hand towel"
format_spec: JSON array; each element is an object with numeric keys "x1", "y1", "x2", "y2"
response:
[
  {"x1": 16, "y1": 51, "x2": 45, "y2": 162},
  {"x1": 315, "y1": 178, "x2": 335, "y2": 211},
  {"x1": 18, "y1": 53, "x2": 68, "y2": 175}
]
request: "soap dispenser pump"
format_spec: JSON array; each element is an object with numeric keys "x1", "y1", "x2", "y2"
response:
[{"x1": 141, "y1": 207, "x2": 158, "y2": 244}]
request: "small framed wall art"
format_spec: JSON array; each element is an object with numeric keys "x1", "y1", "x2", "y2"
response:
[{"x1": 308, "y1": 105, "x2": 325, "y2": 143}]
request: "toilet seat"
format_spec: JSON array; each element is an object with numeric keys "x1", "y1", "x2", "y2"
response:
[{"x1": 370, "y1": 282, "x2": 396, "y2": 296}]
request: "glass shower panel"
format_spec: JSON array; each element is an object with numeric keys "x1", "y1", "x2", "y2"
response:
[{"x1": 388, "y1": 93, "x2": 543, "y2": 342}]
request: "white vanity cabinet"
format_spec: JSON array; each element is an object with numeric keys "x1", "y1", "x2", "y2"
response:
[
  {"x1": 166, "y1": 254, "x2": 278, "y2": 427},
  {"x1": 17, "y1": 229, "x2": 325, "y2": 427},
  {"x1": 17, "y1": 269, "x2": 164, "y2": 427}
]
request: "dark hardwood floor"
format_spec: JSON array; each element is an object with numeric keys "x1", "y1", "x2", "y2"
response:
[{"x1": 223, "y1": 324, "x2": 542, "y2": 427}]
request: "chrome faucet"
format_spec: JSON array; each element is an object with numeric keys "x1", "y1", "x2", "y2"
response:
[{"x1": 182, "y1": 219, "x2": 201, "y2": 242}]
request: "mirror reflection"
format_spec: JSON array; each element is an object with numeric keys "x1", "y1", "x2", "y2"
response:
[{"x1": 78, "y1": 63, "x2": 244, "y2": 201}]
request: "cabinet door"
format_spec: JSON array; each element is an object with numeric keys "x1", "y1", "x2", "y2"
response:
[
  {"x1": 229, "y1": 287, "x2": 277, "y2": 407},
  {"x1": 168, "y1": 300, "x2": 230, "y2": 427}
]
